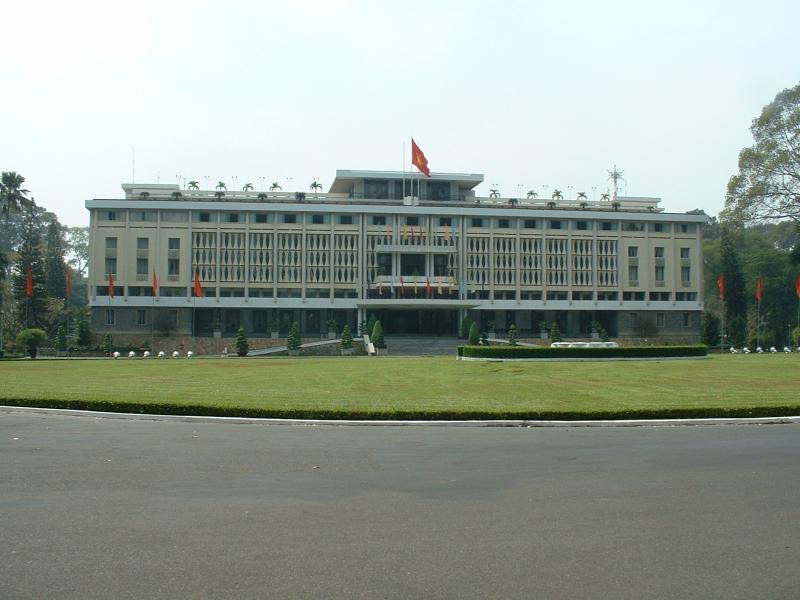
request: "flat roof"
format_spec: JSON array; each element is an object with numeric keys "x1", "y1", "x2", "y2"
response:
[{"x1": 329, "y1": 170, "x2": 484, "y2": 193}]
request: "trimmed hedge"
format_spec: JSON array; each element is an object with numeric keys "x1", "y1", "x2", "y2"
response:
[{"x1": 458, "y1": 345, "x2": 708, "y2": 359}]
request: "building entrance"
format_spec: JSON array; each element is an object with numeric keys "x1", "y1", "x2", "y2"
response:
[{"x1": 368, "y1": 309, "x2": 458, "y2": 335}]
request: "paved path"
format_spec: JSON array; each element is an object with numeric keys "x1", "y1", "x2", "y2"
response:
[{"x1": 2, "y1": 414, "x2": 799, "y2": 599}]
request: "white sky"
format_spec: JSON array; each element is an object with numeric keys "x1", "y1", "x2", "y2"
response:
[{"x1": 2, "y1": 0, "x2": 798, "y2": 226}]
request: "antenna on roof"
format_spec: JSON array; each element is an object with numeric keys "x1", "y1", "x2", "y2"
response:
[{"x1": 607, "y1": 164, "x2": 624, "y2": 199}]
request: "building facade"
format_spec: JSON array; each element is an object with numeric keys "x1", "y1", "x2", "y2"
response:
[{"x1": 86, "y1": 170, "x2": 706, "y2": 340}]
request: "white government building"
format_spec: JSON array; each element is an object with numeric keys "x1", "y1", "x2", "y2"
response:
[{"x1": 86, "y1": 169, "x2": 706, "y2": 340}]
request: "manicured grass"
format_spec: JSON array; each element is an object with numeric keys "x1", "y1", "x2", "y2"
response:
[{"x1": 0, "y1": 354, "x2": 798, "y2": 420}]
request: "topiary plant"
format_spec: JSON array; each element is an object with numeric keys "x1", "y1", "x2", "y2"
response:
[
  {"x1": 468, "y1": 321, "x2": 480, "y2": 345},
  {"x1": 340, "y1": 324, "x2": 353, "y2": 349},
  {"x1": 326, "y1": 318, "x2": 338, "y2": 332},
  {"x1": 76, "y1": 317, "x2": 91, "y2": 348},
  {"x1": 366, "y1": 314, "x2": 377, "y2": 340},
  {"x1": 508, "y1": 324, "x2": 518, "y2": 346},
  {"x1": 17, "y1": 328, "x2": 48, "y2": 359},
  {"x1": 550, "y1": 322, "x2": 562, "y2": 343},
  {"x1": 487, "y1": 320, "x2": 497, "y2": 334},
  {"x1": 55, "y1": 326, "x2": 67, "y2": 351},
  {"x1": 287, "y1": 321, "x2": 301, "y2": 352},
  {"x1": 235, "y1": 326, "x2": 249, "y2": 356},
  {"x1": 371, "y1": 320, "x2": 386, "y2": 349},
  {"x1": 538, "y1": 320, "x2": 548, "y2": 332},
  {"x1": 461, "y1": 315, "x2": 474, "y2": 339},
  {"x1": 101, "y1": 333, "x2": 113, "y2": 355}
]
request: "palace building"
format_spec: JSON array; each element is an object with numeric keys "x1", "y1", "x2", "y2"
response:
[{"x1": 86, "y1": 169, "x2": 706, "y2": 340}]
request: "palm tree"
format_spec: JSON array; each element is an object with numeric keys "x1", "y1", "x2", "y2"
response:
[
  {"x1": 508, "y1": 198, "x2": 518, "y2": 207},
  {"x1": 295, "y1": 192, "x2": 306, "y2": 202},
  {"x1": 269, "y1": 182, "x2": 282, "y2": 191},
  {"x1": 579, "y1": 202, "x2": 588, "y2": 209},
  {"x1": 552, "y1": 189, "x2": 563, "y2": 201},
  {"x1": 612, "y1": 201, "x2": 621, "y2": 211},
  {"x1": 547, "y1": 201, "x2": 556, "y2": 209},
  {"x1": 215, "y1": 191, "x2": 225, "y2": 200},
  {"x1": 216, "y1": 181, "x2": 227, "y2": 191},
  {"x1": 600, "y1": 193, "x2": 610, "y2": 201},
  {"x1": 139, "y1": 191, "x2": 150, "y2": 200},
  {"x1": 526, "y1": 190, "x2": 538, "y2": 199},
  {"x1": 188, "y1": 181, "x2": 200, "y2": 190},
  {"x1": 1, "y1": 171, "x2": 31, "y2": 218},
  {"x1": 257, "y1": 193, "x2": 268, "y2": 201},
  {"x1": 489, "y1": 189, "x2": 500, "y2": 198},
  {"x1": 243, "y1": 183, "x2": 254, "y2": 191},
  {"x1": 170, "y1": 191, "x2": 183, "y2": 200},
  {"x1": 577, "y1": 192, "x2": 587, "y2": 201},
  {"x1": 309, "y1": 180, "x2": 323, "y2": 193}
]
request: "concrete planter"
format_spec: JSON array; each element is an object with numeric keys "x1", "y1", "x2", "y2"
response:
[
  {"x1": 328, "y1": 331, "x2": 337, "y2": 340},
  {"x1": 540, "y1": 331, "x2": 548, "y2": 339},
  {"x1": 591, "y1": 331, "x2": 600, "y2": 339},
  {"x1": 288, "y1": 349, "x2": 300, "y2": 356},
  {"x1": 270, "y1": 331, "x2": 279, "y2": 340},
  {"x1": 376, "y1": 347, "x2": 389, "y2": 356},
  {"x1": 213, "y1": 330, "x2": 222, "y2": 339},
  {"x1": 340, "y1": 348, "x2": 354, "y2": 356}
]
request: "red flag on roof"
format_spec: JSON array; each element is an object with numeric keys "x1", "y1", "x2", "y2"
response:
[
  {"x1": 107, "y1": 271, "x2": 115, "y2": 298},
  {"x1": 193, "y1": 271, "x2": 203, "y2": 298},
  {"x1": 411, "y1": 139, "x2": 431, "y2": 177},
  {"x1": 756, "y1": 275, "x2": 763, "y2": 302},
  {"x1": 26, "y1": 267, "x2": 33, "y2": 297},
  {"x1": 65, "y1": 270, "x2": 72, "y2": 298},
  {"x1": 717, "y1": 274, "x2": 724, "y2": 300},
  {"x1": 152, "y1": 271, "x2": 159, "y2": 297}
]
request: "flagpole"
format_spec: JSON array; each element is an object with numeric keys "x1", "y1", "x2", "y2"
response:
[
  {"x1": 720, "y1": 299, "x2": 724, "y2": 354},
  {"x1": 403, "y1": 140, "x2": 406, "y2": 200},
  {"x1": 757, "y1": 298, "x2": 760, "y2": 349}
]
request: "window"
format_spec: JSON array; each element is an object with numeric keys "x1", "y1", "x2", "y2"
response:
[
  {"x1": 656, "y1": 313, "x2": 665, "y2": 328},
  {"x1": 548, "y1": 220, "x2": 562, "y2": 229},
  {"x1": 168, "y1": 258, "x2": 180, "y2": 276},
  {"x1": 655, "y1": 266, "x2": 665, "y2": 281},
  {"x1": 439, "y1": 217, "x2": 452, "y2": 227},
  {"x1": 137, "y1": 237, "x2": 149, "y2": 250},
  {"x1": 600, "y1": 221, "x2": 615, "y2": 231},
  {"x1": 575, "y1": 220, "x2": 589, "y2": 231},
  {"x1": 497, "y1": 219, "x2": 510, "y2": 229},
  {"x1": 682, "y1": 312, "x2": 691, "y2": 328},
  {"x1": 105, "y1": 257, "x2": 117, "y2": 275},
  {"x1": 372, "y1": 215, "x2": 386, "y2": 226},
  {"x1": 471, "y1": 218, "x2": 484, "y2": 227},
  {"x1": 654, "y1": 246, "x2": 664, "y2": 258},
  {"x1": 628, "y1": 265, "x2": 639, "y2": 281},
  {"x1": 255, "y1": 213, "x2": 268, "y2": 223},
  {"x1": 105, "y1": 309, "x2": 115, "y2": 326},
  {"x1": 104, "y1": 211, "x2": 117, "y2": 221},
  {"x1": 226, "y1": 213, "x2": 239, "y2": 223},
  {"x1": 377, "y1": 253, "x2": 392, "y2": 276},
  {"x1": 283, "y1": 214, "x2": 297, "y2": 224},
  {"x1": 676, "y1": 292, "x2": 698, "y2": 301},
  {"x1": 199, "y1": 212, "x2": 211, "y2": 222},
  {"x1": 311, "y1": 214, "x2": 324, "y2": 225},
  {"x1": 131, "y1": 210, "x2": 154, "y2": 222},
  {"x1": 137, "y1": 309, "x2": 147, "y2": 326},
  {"x1": 523, "y1": 219, "x2": 537, "y2": 229},
  {"x1": 339, "y1": 215, "x2": 353, "y2": 225},
  {"x1": 168, "y1": 238, "x2": 180, "y2": 250},
  {"x1": 406, "y1": 216, "x2": 419, "y2": 226},
  {"x1": 681, "y1": 266, "x2": 691, "y2": 282},
  {"x1": 622, "y1": 222, "x2": 644, "y2": 232},
  {"x1": 680, "y1": 247, "x2": 690, "y2": 259},
  {"x1": 652, "y1": 223, "x2": 669, "y2": 233},
  {"x1": 136, "y1": 258, "x2": 148, "y2": 275},
  {"x1": 105, "y1": 237, "x2": 117, "y2": 250},
  {"x1": 650, "y1": 292, "x2": 671, "y2": 301},
  {"x1": 597, "y1": 291, "x2": 618, "y2": 301},
  {"x1": 623, "y1": 292, "x2": 645, "y2": 301},
  {"x1": 627, "y1": 246, "x2": 638, "y2": 258}
]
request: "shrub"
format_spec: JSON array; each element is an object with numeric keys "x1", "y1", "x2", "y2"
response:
[
  {"x1": 76, "y1": 318, "x2": 91, "y2": 348},
  {"x1": 268, "y1": 317, "x2": 279, "y2": 333},
  {"x1": 459, "y1": 345, "x2": 708, "y2": 360},
  {"x1": 326, "y1": 318, "x2": 338, "y2": 332},
  {"x1": 487, "y1": 320, "x2": 496, "y2": 333},
  {"x1": 468, "y1": 322, "x2": 480, "y2": 345},
  {"x1": 550, "y1": 322, "x2": 562, "y2": 342},
  {"x1": 461, "y1": 315, "x2": 473, "y2": 339},
  {"x1": 366, "y1": 314, "x2": 377, "y2": 340},
  {"x1": 340, "y1": 324, "x2": 353, "y2": 349},
  {"x1": 371, "y1": 320, "x2": 386, "y2": 349},
  {"x1": 701, "y1": 311, "x2": 721, "y2": 347},
  {"x1": 16, "y1": 328, "x2": 48, "y2": 359},
  {"x1": 287, "y1": 321, "x2": 301, "y2": 351},
  {"x1": 55, "y1": 326, "x2": 67, "y2": 351},
  {"x1": 508, "y1": 324, "x2": 518, "y2": 346},
  {"x1": 235, "y1": 327, "x2": 249, "y2": 356},
  {"x1": 101, "y1": 333, "x2": 113, "y2": 355},
  {"x1": 538, "y1": 320, "x2": 548, "y2": 332}
]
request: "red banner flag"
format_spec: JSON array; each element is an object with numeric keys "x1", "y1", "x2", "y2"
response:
[
  {"x1": 107, "y1": 271, "x2": 115, "y2": 299},
  {"x1": 756, "y1": 275, "x2": 763, "y2": 302},
  {"x1": 426, "y1": 276, "x2": 432, "y2": 296},
  {"x1": 26, "y1": 266, "x2": 33, "y2": 297},
  {"x1": 65, "y1": 270, "x2": 72, "y2": 298},
  {"x1": 411, "y1": 138, "x2": 431, "y2": 177},
  {"x1": 717, "y1": 274, "x2": 724, "y2": 300},
  {"x1": 796, "y1": 274, "x2": 800, "y2": 299},
  {"x1": 152, "y1": 271, "x2": 159, "y2": 297},
  {"x1": 193, "y1": 271, "x2": 203, "y2": 298}
]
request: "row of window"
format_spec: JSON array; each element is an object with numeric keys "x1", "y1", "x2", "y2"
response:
[
  {"x1": 627, "y1": 265, "x2": 691, "y2": 282},
  {"x1": 627, "y1": 246, "x2": 691, "y2": 258},
  {"x1": 104, "y1": 257, "x2": 180, "y2": 277},
  {"x1": 106, "y1": 237, "x2": 180, "y2": 250}
]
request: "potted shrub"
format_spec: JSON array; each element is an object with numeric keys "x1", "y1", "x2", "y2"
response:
[
  {"x1": 460, "y1": 315, "x2": 473, "y2": 339},
  {"x1": 269, "y1": 317, "x2": 280, "y2": 339},
  {"x1": 590, "y1": 320, "x2": 602, "y2": 340},
  {"x1": 340, "y1": 324, "x2": 354, "y2": 356},
  {"x1": 487, "y1": 320, "x2": 497, "y2": 338},
  {"x1": 550, "y1": 322, "x2": 562, "y2": 342},
  {"x1": 17, "y1": 328, "x2": 48, "y2": 359},
  {"x1": 326, "y1": 318, "x2": 338, "y2": 340},
  {"x1": 235, "y1": 326, "x2": 249, "y2": 357},
  {"x1": 371, "y1": 320, "x2": 387, "y2": 355},
  {"x1": 212, "y1": 319, "x2": 222, "y2": 338},
  {"x1": 287, "y1": 321, "x2": 301, "y2": 356},
  {"x1": 366, "y1": 314, "x2": 377, "y2": 341},
  {"x1": 508, "y1": 324, "x2": 518, "y2": 346},
  {"x1": 538, "y1": 320, "x2": 549, "y2": 339},
  {"x1": 55, "y1": 326, "x2": 68, "y2": 357},
  {"x1": 468, "y1": 322, "x2": 480, "y2": 345}
]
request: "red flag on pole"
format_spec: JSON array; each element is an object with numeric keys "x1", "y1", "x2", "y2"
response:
[
  {"x1": 796, "y1": 274, "x2": 800, "y2": 299},
  {"x1": 26, "y1": 266, "x2": 33, "y2": 297},
  {"x1": 717, "y1": 274, "x2": 725, "y2": 300},
  {"x1": 193, "y1": 271, "x2": 203, "y2": 298},
  {"x1": 107, "y1": 271, "x2": 115, "y2": 299},
  {"x1": 426, "y1": 276, "x2": 432, "y2": 296},
  {"x1": 756, "y1": 275, "x2": 763, "y2": 302},
  {"x1": 152, "y1": 271, "x2": 159, "y2": 297},
  {"x1": 411, "y1": 139, "x2": 431, "y2": 177},
  {"x1": 65, "y1": 270, "x2": 72, "y2": 298}
]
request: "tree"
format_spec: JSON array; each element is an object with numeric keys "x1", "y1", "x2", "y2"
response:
[
  {"x1": 101, "y1": 333, "x2": 113, "y2": 355},
  {"x1": 526, "y1": 190, "x2": 538, "y2": 199},
  {"x1": 188, "y1": 181, "x2": 200, "y2": 190},
  {"x1": 257, "y1": 193, "x2": 268, "y2": 201},
  {"x1": 724, "y1": 83, "x2": 800, "y2": 224},
  {"x1": 12, "y1": 204, "x2": 47, "y2": 328},
  {"x1": 295, "y1": 192, "x2": 306, "y2": 201},
  {"x1": 235, "y1": 326, "x2": 249, "y2": 356},
  {"x1": 76, "y1": 314, "x2": 91, "y2": 348},
  {"x1": 701, "y1": 312, "x2": 720, "y2": 347},
  {"x1": 269, "y1": 182, "x2": 282, "y2": 191},
  {"x1": 366, "y1": 314, "x2": 377, "y2": 340},
  {"x1": 216, "y1": 181, "x2": 227, "y2": 191},
  {"x1": 577, "y1": 192, "x2": 587, "y2": 201},
  {"x1": 55, "y1": 325, "x2": 67, "y2": 351},
  {"x1": 43, "y1": 218, "x2": 67, "y2": 299},
  {"x1": 489, "y1": 189, "x2": 500, "y2": 198},
  {"x1": 508, "y1": 324, "x2": 518, "y2": 346},
  {"x1": 340, "y1": 324, "x2": 353, "y2": 349},
  {"x1": 138, "y1": 191, "x2": 150, "y2": 200},
  {"x1": 461, "y1": 315, "x2": 473, "y2": 338},
  {"x1": 720, "y1": 227, "x2": 747, "y2": 330},
  {"x1": 600, "y1": 193, "x2": 611, "y2": 201},
  {"x1": 16, "y1": 328, "x2": 47, "y2": 358},
  {"x1": 65, "y1": 226, "x2": 89, "y2": 275},
  {"x1": 371, "y1": 320, "x2": 385, "y2": 349},
  {"x1": 0, "y1": 171, "x2": 31, "y2": 218},
  {"x1": 468, "y1": 321, "x2": 480, "y2": 345},
  {"x1": 214, "y1": 191, "x2": 225, "y2": 200},
  {"x1": 550, "y1": 322, "x2": 562, "y2": 342},
  {"x1": 243, "y1": 183, "x2": 254, "y2": 191},
  {"x1": 552, "y1": 190, "x2": 563, "y2": 200},
  {"x1": 171, "y1": 191, "x2": 183, "y2": 200},
  {"x1": 287, "y1": 321, "x2": 301, "y2": 351},
  {"x1": 310, "y1": 180, "x2": 323, "y2": 193}
]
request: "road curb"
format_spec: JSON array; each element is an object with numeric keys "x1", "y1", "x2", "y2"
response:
[{"x1": 2, "y1": 405, "x2": 800, "y2": 428}]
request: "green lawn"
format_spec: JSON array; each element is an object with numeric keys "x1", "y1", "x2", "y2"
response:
[{"x1": 1, "y1": 355, "x2": 798, "y2": 419}]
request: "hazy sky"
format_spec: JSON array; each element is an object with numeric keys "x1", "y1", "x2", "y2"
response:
[{"x1": 2, "y1": 0, "x2": 799, "y2": 226}]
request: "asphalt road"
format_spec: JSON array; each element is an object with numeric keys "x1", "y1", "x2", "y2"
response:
[{"x1": 1, "y1": 413, "x2": 799, "y2": 600}]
